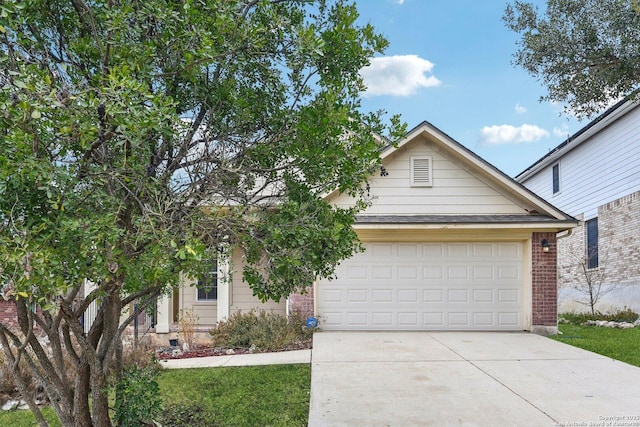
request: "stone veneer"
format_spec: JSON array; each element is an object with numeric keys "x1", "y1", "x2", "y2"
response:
[{"x1": 557, "y1": 190, "x2": 640, "y2": 313}]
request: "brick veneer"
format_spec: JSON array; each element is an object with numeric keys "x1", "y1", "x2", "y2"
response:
[
  {"x1": 0, "y1": 300, "x2": 19, "y2": 330},
  {"x1": 288, "y1": 286, "x2": 314, "y2": 320},
  {"x1": 0, "y1": 300, "x2": 48, "y2": 336},
  {"x1": 531, "y1": 231, "x2": 558, "y2": 331}
]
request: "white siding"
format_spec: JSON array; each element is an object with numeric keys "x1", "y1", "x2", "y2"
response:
[
  {"x1": 229, "y1": 248, "x2": 286, "y2": 316},
  {"x1": 178, "y1": 277, "x2": 218, "y2": 325},
  {"x1": 331, "y1": 136, "x2": 529, "y2": 215},
  {"x1": 520, "y1": 105, "x2": 640, "y2": 219}
]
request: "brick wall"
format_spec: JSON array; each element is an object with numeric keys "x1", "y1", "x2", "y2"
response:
[
  {"x1": 288, "y1": 286, "x2": 314, "y2": 320},
  {"x1": 0, "y1": 300, "x2": 19, "y2": 330},
  {"x1": 557, "y1": 190, "x2": 640, "y2": 313},
  {"x1": 531, "y1": 232, "x2": 558, "y2": 329}
]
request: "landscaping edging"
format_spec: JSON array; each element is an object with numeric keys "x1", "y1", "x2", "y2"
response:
[{"x1": 559, "y1": 317, "x2": 640, "y2": 329}]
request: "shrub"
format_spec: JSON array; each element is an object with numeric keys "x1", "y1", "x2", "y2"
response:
[
  {"x1": 210, "y1": 311, "x2": 312, "y2": 352},
  {"x1": 113, "y1": 366, "x2": 162, "y2": 427},
  {"x1": 559, "y1": 307, "x2": 639, "y2": 325},
  {"x1": 0, "y1": 347, "x2": 48, "y2": 405},
  {"x1": 121, "y1": 344, "x2": 157, "y2": 370},
  {"x1": 178, "y1": 308, "x2": 199, "y2": 350}
]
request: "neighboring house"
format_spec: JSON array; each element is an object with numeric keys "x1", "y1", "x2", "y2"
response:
[{"x1": 516, "y1": 99, "x2": 640, "y2": 314}]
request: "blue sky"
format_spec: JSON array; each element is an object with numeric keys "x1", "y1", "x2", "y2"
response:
[{"x1": 355, "y1": 0, "x2": 584, "y2": 177}]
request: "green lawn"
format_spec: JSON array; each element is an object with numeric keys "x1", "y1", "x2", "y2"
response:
[
  {"x1": 552, "y1": 324, "x2": 640, "y2": 367},
  {"x1": 0, "y1": 407, "x2": 61, "y2": 427},
  {"x1": 157, "y1": 364, "x2": 310, "y2": 427},
  {"x1": 0, "y1": 363, "x2": 310, "y2": 427}
]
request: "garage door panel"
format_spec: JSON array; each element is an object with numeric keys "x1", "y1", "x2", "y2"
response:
[
  {"x1": 397, "y1": 289, "x2": 419, "y2": 302},
  {"x1": 473, "y1": 289, "x2": 494, "y2": 302},
  {"x1": 371, "y1": 244, "x2": 393, "y2": 258},
  {"x1": 423, "y1": 289, "x2": 444, "y2": 302},
  {"x1": 372, "y1": 312, "x2": 393, "y2": 326},
  {"x1": 317, "y1": 242, "x2": 524, "y2": 331},
  {"x1": 498, "y1": 289, "x2": 520, "y2": 303},
  {"x1": 372, "y1": 265, "x2": 393, "y2": 279},
  {"x1": 372, "y1": 289, "x2": 393, "y2": 302},
  {"x1": 347, "y1": 289, "x2": 368, "y2": 303}
]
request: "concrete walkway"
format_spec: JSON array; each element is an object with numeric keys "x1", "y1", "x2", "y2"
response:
[
  {"x1": 309, "y1": 332, "x2": 640, "y2": 427},
  {"x1": 159, "y1": 349, "x2": 311, "y2": 369}
]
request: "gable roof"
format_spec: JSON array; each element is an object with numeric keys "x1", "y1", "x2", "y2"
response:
[
  {"x1": 516, "y1": 97, "x2": 640, "y2": 182},
  {"x1": 364, "y1": 121, "x2": 575, "y2": 229}
]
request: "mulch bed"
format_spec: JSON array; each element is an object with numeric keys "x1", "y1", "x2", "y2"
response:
[{"x1": 156, "y1": 337, "x2": 313, "y2": 360}]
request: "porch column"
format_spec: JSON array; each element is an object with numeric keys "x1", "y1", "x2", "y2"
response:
[
  {"x1": 155, "y1": 293, "x2": 171, "y2": 333},
  {"x1": 216, "y1": 245, "x2": 230, "y2": 322}
]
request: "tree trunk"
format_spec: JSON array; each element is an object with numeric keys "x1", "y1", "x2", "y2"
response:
[
  {"x1": 74, "y1": 364, "x2": 94, "y2": 427},
  {"x1": 90, "y1": 370, "x2": 112, "y2": 427}
]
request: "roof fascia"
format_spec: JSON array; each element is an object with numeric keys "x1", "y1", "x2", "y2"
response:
[{"x1": 353, "y1": 222, "x2": 576, "y2": 231}]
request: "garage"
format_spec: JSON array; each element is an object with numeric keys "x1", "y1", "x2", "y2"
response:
[
  {"x1": 301, "y1": 122, "x2": 577, "y2": 334},
  {"x1": 317, "y1": 241, "x2": 525, "y2": 331}
]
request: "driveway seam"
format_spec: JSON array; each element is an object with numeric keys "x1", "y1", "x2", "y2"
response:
[{"x1": 429, "y1": 333, "x2": 559, "y2": 425}]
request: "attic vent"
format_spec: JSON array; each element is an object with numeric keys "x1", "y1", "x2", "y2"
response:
[{"x1": 410, "y1": 156, "x2": 432, "y2": 187}]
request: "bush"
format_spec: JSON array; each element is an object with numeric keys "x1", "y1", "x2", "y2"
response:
[
  {"x1": 559, "y1": 307, "x2": 639, "y2": 325},
  {"x1": 121, "y1": 345, "x2": 158, "y2": 370},
  {"x1": 178, "y1": 308, "x2": 199, "y2": 350},
  {"x1": 0, "y1": 347, "x2": 48, "y2": 405},
  {"x1": 210, "y1": 311, "x2": 312, "y2": 352},
  {"x1": 113, "y1": 366, "x2": 162, "y2": 427}
]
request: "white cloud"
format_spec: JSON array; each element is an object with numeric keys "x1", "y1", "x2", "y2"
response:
[
  {"x1": 515, "y1": 102, "x2": 527, "y2": 114},
  {"x1": 395, "y1": 0, "x2": 405, "y2": 4},
  {"x1": 360, "y1": 55, "x2": 441, "y2": 97},
  {"x1": 553, "y1": 124, "x2": 569, "y2": 138},
  {"x1": 479, "y1": 124, "x2": 550, "y2": 145}
]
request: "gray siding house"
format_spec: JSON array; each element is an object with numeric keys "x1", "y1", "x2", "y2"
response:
[{"x1": 516, "y1": 99, "x2": 640, "y2": 313}]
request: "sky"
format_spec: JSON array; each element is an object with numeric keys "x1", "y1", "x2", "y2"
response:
[{"x1": 355, "y1": 0, "x2": 585, "y2": 178}]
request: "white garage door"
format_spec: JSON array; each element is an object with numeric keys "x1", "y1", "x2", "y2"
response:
[{"x1": 317, "y1": 242, "x2": 524, "y2": 331}]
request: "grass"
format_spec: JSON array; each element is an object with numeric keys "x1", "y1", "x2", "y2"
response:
[
  {"x1": 157, "y1": 364, "x2": 311, "y2": 427},
  {"x1": 0, "y1": 364, "x2": 311, "y2": 427},
  {"x1": 552, "y1": 323, "x2": 640, "y2": 367},
  {"x1": 0, "y1": 407, "x2": 61, "y2": 427}
]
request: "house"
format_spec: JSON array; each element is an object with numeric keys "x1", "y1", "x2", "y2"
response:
[
  {"x1": 516, "y1": 99, "x2": 640, "y2": 314},
  {"x1": 0, "y1": 120, "x2": 576, "y2": 338},
  {"x1": 154, "y1": 121, "x2": 577, "y2": 335}
]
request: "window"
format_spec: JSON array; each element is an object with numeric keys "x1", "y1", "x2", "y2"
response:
[
  {"x1": 586, "y1": 218, "x2": 598, "y2": 269},
  {"x1": 196, "y1": 256, "x2": 218, "y2": 301},
  {"x1": 410, "y1": 156, "x2": 433, "y2": 187},
  {"x1": 552, "y1": 163, "x2": 560, "y2": 194}
]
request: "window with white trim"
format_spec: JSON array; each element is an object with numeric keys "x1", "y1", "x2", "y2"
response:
[
  {"x1": 410, "y1": 156, "x2": 432, "y2": 187},
  {"x1": 196, "y1": 256, "x2": 218, "y2": 301}
]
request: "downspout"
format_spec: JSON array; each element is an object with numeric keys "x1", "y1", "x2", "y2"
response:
[{"x1": 556, "y1": 228, "x2": 573, "y2": 241}]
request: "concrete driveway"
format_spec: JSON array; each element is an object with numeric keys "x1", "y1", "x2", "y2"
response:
[{"x1": 309, "y1": 332, "x2": 640, "y2": 426}]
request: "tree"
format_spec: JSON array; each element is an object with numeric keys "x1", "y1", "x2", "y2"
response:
[
  {"x1": 0, "y1": 1, "x2": 404, "y2": 426},
  {"x1": 503, "y1": 0, "x2": 640, "y2": 118},
  {"x1": 564, "y1": 250, "x2": 621, "y2": 316}
]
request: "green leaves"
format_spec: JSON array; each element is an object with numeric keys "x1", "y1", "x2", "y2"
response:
[
  {"x1": 0, "y1": 0, "x2": 401, "y2": 306},
  {"x1": 504, "y1": 0, "x2": 640, "y2": 118}
]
